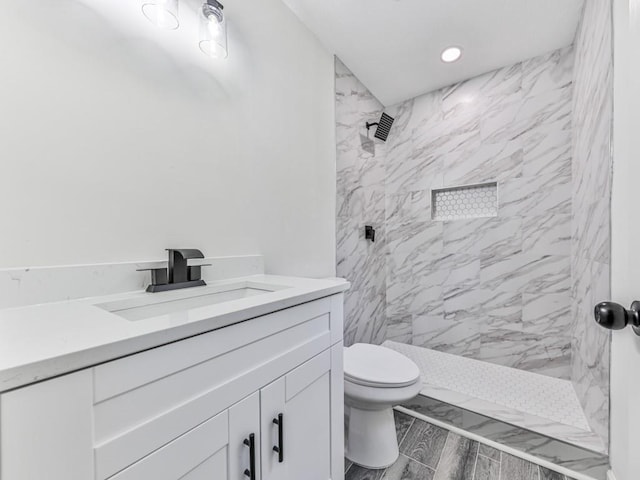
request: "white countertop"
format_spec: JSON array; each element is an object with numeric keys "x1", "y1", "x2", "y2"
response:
[{"x1": 0, "y1": 275, "x2": 349, "y2": 393}]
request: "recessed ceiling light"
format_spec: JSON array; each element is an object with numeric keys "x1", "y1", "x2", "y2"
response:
[{"x1": 441, "y1": 47, "x2": 462, "y2": 63}]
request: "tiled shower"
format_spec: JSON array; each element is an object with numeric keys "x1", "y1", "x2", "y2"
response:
[{"x1": 337, "y1": 0, "x2": 611, "y2": 456}]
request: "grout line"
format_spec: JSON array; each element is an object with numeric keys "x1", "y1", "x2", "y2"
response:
[
  {"x1": 498, "y1": 450, "x2": 503, "y2": 480},
  {"x1": 398, "y1": 453, "x2": 436, "y2": 472},
  {"x1": 431, "y1": 430, "x2": 450, "y2": 475},
  {"x1": 471, "y1": 443, "x2": 480, "y2": 480},
  {"x1": 397, "y1": 417, "x2": 415, "y2": 449},
  {"x1": 478, "y1": 453, "x2": 500, "y2": 464}
]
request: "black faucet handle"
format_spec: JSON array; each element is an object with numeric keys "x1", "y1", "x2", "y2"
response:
[
  {"x1": 188, "y1": 264, "x2": 212, "y2": 282},
  {"x1": 136, "y1": 267, "x2": 168, "y2": 286}
]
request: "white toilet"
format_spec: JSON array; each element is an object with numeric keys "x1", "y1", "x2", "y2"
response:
[{"x1": 344, "y1": 343, "x2": 422, "y2": 469}]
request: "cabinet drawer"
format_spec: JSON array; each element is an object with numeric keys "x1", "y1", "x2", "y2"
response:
[
  {"x1": 286, "y1": 349, "x2": 331, "y2": 401},
  {"x1": 109, "y1": 410, "x2": 228, "y2": 480},
  {"x1": 93, "y1": 299, "x2": 335, "y2": 480}
]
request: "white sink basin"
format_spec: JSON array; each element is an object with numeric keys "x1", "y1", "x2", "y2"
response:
[{"x1": 97, "y1": 281, "x2": 289, "y2": 321}]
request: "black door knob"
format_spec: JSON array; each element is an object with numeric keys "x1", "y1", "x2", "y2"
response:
[{"x1": 594, "y1": 301, "x2": 640, "y2": 336}]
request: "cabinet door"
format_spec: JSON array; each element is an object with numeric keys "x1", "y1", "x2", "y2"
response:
[
  {"x1": 261, "y1": 350, "x2": 332, "y2": 480},
  {"x1": 229, "y1": 392, "x2": 261, "y2": 480}
]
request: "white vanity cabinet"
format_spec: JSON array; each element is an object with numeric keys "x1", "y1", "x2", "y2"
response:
[{"x1": 0, "y1": 294, "x2": 345, "y2": 480}]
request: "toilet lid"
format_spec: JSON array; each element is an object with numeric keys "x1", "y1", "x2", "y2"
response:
[{"x1": 344, "y1": 343, "x2": 421, "y2": 388}]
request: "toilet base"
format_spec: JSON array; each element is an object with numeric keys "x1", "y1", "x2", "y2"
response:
[{"x1": 345, "y1": 406, "x2": 399, "y2": 469}]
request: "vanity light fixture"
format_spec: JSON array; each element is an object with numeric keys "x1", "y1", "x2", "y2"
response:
[
  {"x1": 199, "y1": 0, "x2": 228, "y2": 59},
  {"x1": 141, "y1": 0, "x2": 180, "y2": 30},
  {"x1": 441, "y1": 46, "x2": 462, "y2": 63}
]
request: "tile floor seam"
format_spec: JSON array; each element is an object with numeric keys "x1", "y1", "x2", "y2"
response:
[
  {"x1": 397, "y1": 417, "x2": 415, "y2": 448},
  {"x1": 431, "y1": 431, "x2": 450, "y2": 477},
  {"x1": 478, "y1": 453, "x2": 500, "y2": 464},
  {"x1": 399, "y1": 453, "x2": 437, "y2": 472},
  {"x1": 471, "y1": 442, "x2": 480, "y2": 480}
]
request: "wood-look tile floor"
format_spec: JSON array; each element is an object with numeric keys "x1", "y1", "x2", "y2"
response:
[{"x1": 345, "y1": 412, "x2": 578, "y2": 480}]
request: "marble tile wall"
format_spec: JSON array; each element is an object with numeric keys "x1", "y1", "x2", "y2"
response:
[
  {"x1": 335, "y1": 58, "x2": 388, "y2": 345},
  {"x1": 570, "y1": 0, "x2": 613, "y2": 450},
  {"x1": 383, "y1": 47, "x2": 576, "y2": 379}
]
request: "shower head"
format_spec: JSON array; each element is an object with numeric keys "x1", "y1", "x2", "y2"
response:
[{"x1": 366, "y1": 112, "x2": 395, "y2": 142}]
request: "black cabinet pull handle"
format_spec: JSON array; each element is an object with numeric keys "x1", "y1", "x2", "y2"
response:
[
  {"x1": 272, "y1": 413, "x2": 284, "y2": 463},
  {"x1": 243, "y1": 434, "x2": 256, "y2": 480}
]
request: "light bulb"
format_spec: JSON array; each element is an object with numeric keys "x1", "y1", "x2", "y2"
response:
[
  {"x1": 207, "y1": 16, "x2": 222, "y2": 38},
  {"x1": 199, "y1": 0, "x2": 228, "y2": 59}
]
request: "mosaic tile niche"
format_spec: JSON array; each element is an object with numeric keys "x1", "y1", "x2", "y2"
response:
[{"x1": 431, "y1": 183, "x2": 498, "y2": 221}]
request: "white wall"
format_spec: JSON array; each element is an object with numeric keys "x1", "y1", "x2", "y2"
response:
[
  {"x1": 0, "y1": 0, "x2": 336, "y2": 278},
  {"x1": 610, "y1": 0, "x2": 640, "y2": 478}
]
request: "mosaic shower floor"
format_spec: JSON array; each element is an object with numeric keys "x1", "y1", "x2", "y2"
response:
[{"x1": 383, "y1": 341, "x2": 605, "y2": 454}]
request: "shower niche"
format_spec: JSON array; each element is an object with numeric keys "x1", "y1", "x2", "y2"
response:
[{"x1": 431, "y1": 182, "x2": 498, "y2": 221}]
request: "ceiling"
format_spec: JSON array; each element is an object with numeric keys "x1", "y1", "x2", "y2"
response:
[{"x1": 281, "y1": 0, "x2": 585, "y2": 106}]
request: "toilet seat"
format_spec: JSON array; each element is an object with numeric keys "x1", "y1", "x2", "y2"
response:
[{"x1": 344, "y1": 343, "x2": 421, "y2": 388}]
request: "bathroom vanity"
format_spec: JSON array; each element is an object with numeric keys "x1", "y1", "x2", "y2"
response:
[{"x1": 0, "y1": 274, "x2": 348, "y2": 480}]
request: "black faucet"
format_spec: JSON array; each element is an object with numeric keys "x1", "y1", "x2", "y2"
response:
[{"x1": 139, "y1": 249, "x2": 210, "y2": 293}]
